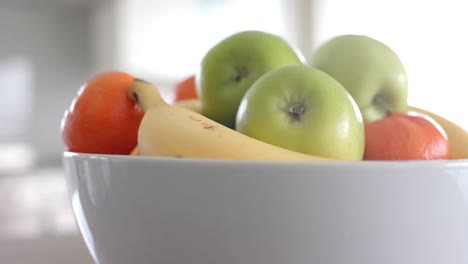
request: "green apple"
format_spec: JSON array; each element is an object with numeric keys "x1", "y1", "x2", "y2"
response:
[
  {"x1": 196, "y1": 30, "x2": 305, "y2": 128},
  {"x1": 310, "y1": 34, "x2": 408, "y2": 123},
  {"x1": 235, "y1": 65, "x2": 365, "y2": 160}
]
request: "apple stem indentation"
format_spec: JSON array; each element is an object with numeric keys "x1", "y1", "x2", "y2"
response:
[
  {"x1": 373, "y1": 95, "x2": 393, "y2": 116},
  {"x1": 233, "y1": 67, "x2": 249, "y2": 82},
  {"x1": 288, "y1": 104, "x2": 306, "y2": 121}
]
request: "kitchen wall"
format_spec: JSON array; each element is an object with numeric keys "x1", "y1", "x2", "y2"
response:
[
  {"x1": 0, "y1": 2, "x2": 96, "y2": 264},
  {"x1": 0, "y1": 2, "x2": 93, "y2": 165}
]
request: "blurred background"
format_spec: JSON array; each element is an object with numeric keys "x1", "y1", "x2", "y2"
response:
[{"x1": 1, "y1": 0, "x2": 467, "y2": 263}]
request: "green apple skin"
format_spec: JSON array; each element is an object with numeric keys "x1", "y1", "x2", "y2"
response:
[
  {"x1": 197, "y1": 30, "x2": 305, "y2": 128},
  {"x1": 310, "y1": 34, "x2": 408, "y2": 123},
  {"x1": 235, "y1": 65, "x2": 365, "y2": 161}
]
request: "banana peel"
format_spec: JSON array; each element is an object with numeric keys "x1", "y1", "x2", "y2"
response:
[
  {"x1": 128, "y1": 99, "x2": 203, "y2": 157},
  {"x1": 129, "y1": 145, "x2": 139, "y2": 156},
  {"x1": 128, "y1": 79, "x2": 331, "y2": 162},
  {"x1": 173, "y1": 99, "x2": 203, "y2": 115}
]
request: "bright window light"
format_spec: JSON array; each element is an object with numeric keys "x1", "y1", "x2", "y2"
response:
[
  {"x1": 0, "y1": 56, "x2": 34, "y2": 141},
  {"x1": 116, "y1": 0, "x2": 287, "y2": 81}
]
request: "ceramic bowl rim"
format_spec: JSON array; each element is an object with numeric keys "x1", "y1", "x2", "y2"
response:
[{"x1": 63, "y1": 151, "x2": 468, "y2": 170}]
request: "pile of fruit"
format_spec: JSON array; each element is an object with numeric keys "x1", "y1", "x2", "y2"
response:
[{"x1": 61, "y1": 31, "x2": 468, "y2": 161}]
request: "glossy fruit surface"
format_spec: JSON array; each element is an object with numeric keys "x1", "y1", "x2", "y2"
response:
[
  {"x1": 197, "y1": 30, "x2": 304, "y2": 128},
  {"x1": 236, "y1": 65, "x2": 365, "y2": 160},
  {"x1": 61, "y1": 71, "x2": 144, "y2": 154},
  {"x1": 310, "y1": 34, "x2": 408, "y2": 123},
  {"x1": 364, "y1": 111, "x2": 449, "y2": 160}
]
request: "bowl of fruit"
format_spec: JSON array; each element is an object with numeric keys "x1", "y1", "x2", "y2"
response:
[{"x1": 62, "y1": 31, "x2": 468, "y2": 264}]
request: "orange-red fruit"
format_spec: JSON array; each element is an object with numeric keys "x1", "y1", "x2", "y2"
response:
[
  {"x1": 61, "y1": 71, "x2": 144, "y2": 155},
  {"x1": 174, "y1": 75, "x2": 197, "y2": 102},
  {"x1": 364, "y1": 111, "x2": 450, "y2": 160}
]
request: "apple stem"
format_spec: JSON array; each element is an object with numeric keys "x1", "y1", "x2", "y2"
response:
[
  {"x1": 233, "y1": 67, "x2": 249, "y2": 82},
  {"x1": 374, "y1": 95, "x2": 393, "y2": 116},
  {"x1": 288, "y1": 104, "x2": 306, "y2": 121}
]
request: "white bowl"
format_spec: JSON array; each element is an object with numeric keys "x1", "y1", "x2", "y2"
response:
[{"x1": 63, "y1": 152, "x2": 468, "y2": 264}]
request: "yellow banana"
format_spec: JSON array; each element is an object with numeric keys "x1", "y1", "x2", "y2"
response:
[
  {"x1": 173, "y1": 98, "x2": 203, "y2": 114},
  {"x1": 128, "y1": 100, "x2": 202, "y2": 155},
  {"x1": 409, "y1": 106, "x2": 468, "y2": 159},
  {"x1": 129, "y1": 145, "x2": 139, "y2": 156},
  {"x1": 128, "y1": 79, "x2": 329, "y2": 161}
]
